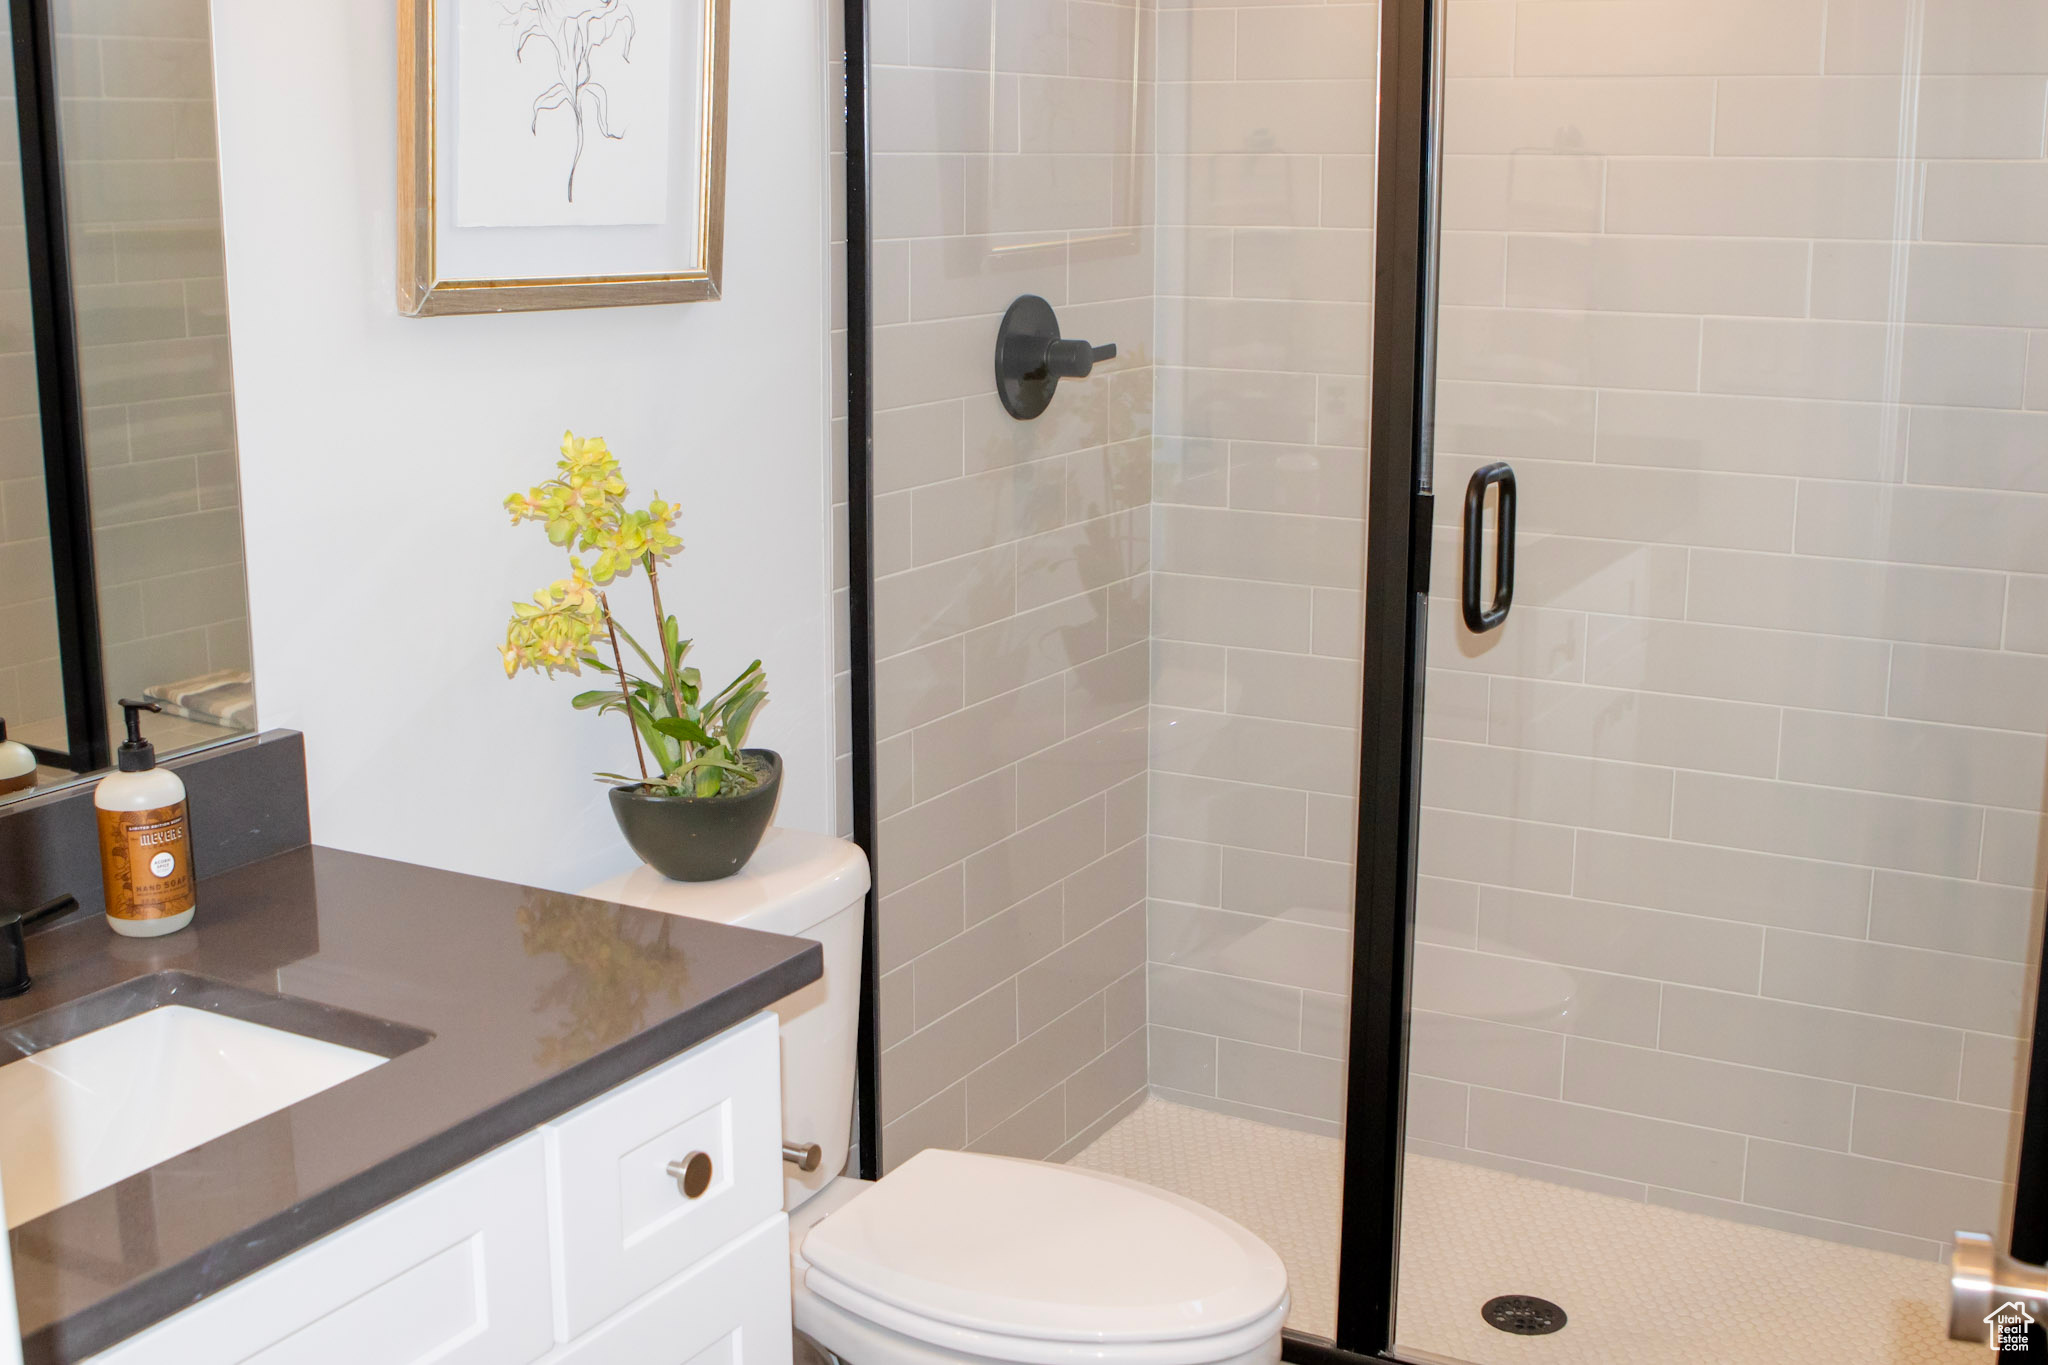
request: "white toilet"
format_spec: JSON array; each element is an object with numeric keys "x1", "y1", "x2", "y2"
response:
[{"x1": 585, "y1": 828, "x2": 1290, "y2": 1365}]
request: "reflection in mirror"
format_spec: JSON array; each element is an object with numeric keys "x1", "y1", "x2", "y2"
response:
[
  {"x1": 0, "y1": 5, "x2": 67, "y2": 791},
  {"x1": 61, "y1": 0, "x2": 253, "y2": 758},
  {"x1": 0, "y1": 0, "x2": 255, "y2": 808}
]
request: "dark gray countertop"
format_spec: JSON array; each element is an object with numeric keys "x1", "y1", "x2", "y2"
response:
[{"x1": 1, "y1": 845, "x2": 821, "y2": 1365}]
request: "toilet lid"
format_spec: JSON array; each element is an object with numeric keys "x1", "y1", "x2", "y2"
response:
[{"x1": 800, "y1": 1149, "x2": 1289, "y2": 1344}]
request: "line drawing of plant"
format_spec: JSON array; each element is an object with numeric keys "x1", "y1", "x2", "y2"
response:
[{"x1": 503, "y1": 0, "x2": 638, "y2": 204}]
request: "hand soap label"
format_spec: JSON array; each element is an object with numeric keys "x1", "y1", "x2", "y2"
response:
[{"x1": 97, "y1": 803, "x2": 195, "y2": 920}]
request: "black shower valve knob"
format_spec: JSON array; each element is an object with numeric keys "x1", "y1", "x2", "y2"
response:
[
  {"x1": 995, "y1": 294, "x2": 1117, "y2": 420},
  {"x1": 1044, "y1": 337, "x2": 1118, "y2": 379}
]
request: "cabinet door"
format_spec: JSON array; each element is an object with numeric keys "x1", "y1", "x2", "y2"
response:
[
  {"x1": 545, "y1": 1012, "x2": 782, "y2": 1338},
  {"x1": 90, "y1": 1136, "x2": 553, "y2": 1365},
  {"x1": 542, "y1": 1214, "x2": 791, "y2": 1365}
]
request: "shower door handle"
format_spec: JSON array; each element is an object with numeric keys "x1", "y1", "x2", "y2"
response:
[{"x1": 1460, "y1": 462, "x2": 1516, "y2": 633}]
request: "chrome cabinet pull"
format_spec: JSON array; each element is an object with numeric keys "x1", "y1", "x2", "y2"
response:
[{"x1": 666, "y1": 1151, "x2": 713, "y2": 1199}]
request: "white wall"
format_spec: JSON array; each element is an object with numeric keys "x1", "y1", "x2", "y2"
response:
[{"x1": 207, "y1": 0, "x2": 836, "y2": 892}]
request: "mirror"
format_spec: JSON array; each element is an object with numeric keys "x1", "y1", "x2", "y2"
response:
[{"x1": 0, "y1": 0, "x2": 254, "y2": 807}]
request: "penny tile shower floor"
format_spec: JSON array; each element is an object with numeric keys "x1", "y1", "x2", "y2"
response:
[{"x1": 1070, "y1": 1098, "x2": 1977, "y2": 1363}]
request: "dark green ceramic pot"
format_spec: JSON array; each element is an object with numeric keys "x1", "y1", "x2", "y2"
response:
[{"x1": 607, "y1": 750, "x2": 782, "y2": 882}]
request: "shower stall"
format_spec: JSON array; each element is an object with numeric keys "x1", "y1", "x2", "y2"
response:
[{"x1": 838, "y1": 0, "x2": 2048, "y2": 1359}]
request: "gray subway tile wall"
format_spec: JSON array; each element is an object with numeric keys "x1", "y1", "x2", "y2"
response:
[
  {"x1": 860, "y1": 0, "x2": 1158, "y2": 1167},
  {"x1": 851, "y1": 0, "x2": 1380, "y2": 1151}
]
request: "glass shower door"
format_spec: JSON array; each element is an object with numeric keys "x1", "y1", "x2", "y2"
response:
[
  {"x1": 851, "y1": 0, "x2": 1375, "y2": 1343},
  {"x1": 1387, "y1": 3, "x2": 2048, "y2": 1361}
]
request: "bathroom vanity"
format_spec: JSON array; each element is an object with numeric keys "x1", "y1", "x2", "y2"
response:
[{"x1": 1, "y1": 845, "x2": 820, "y2": 1365}]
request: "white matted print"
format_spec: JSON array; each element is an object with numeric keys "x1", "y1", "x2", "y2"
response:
[{"x1": 455, "y1": 0, "x2": 674, "y2": 228}]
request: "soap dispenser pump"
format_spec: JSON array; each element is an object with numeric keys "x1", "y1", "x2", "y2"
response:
[
  {"x1": 0, "y1": 719, "x2": 32, "y2": 796},
  {"x1": 95, "y1": 699, "x2": 195, "y2": 937}
]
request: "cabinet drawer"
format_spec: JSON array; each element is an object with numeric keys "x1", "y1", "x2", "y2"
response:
[
  {"x1": 90, "y1": 1135, "x2": 553, "y2": 1365},
  {"x1": 542, "y1": 1214, "x2": 791, "y2": 1365},
  {"x1": 545, "y1": 1012, "x2": 782, "y2": 1339}
]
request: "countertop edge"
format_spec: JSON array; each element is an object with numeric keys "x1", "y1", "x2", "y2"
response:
[{"x1": 29, "y1": 940, "x2": 822, "y2": 1365}]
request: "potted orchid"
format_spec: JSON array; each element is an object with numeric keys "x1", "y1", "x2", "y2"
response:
[{"x1": 501, "y1": 432, "x2": 778, "y2": 881}]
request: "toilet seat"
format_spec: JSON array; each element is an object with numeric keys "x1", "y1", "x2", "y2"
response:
[
  {"x1": 798, "y1": 1269, "x2": 1289, "y2": 1365},
  {"x1": 795, "y1": 1150, "x2": 1289, "y2": 1365}
]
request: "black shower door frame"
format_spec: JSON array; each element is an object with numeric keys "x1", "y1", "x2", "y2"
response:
[{"x1": 1323, "y1": 0, "x2": 1440, "y2": 1353}]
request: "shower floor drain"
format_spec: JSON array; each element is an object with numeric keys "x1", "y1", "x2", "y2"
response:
[{"x1": 1481, "y1": 1295, "x2": 1568, "y2": 1335}]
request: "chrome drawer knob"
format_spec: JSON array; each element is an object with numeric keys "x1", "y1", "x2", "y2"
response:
[
  {"x1": 783, "y1": 1142, "x2": 823, "y2": 1172},
  {"x1": 666, "y1": 1151, "x2": 713, "y2": 1199}
]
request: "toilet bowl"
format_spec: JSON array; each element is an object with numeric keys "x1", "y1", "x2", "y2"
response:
[
  {"x1": 585, "y1": 829, "x2": 1291, "y2": 1365},
  {"x1": 789, "y1": 1156, "x2": 1286, "y2": 1365}
]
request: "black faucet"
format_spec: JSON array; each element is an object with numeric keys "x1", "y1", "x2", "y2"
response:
[{"x1": 0, "y1": 894, "x2": 78, "y2": 999}]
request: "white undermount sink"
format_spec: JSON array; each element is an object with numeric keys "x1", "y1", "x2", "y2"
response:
[{"x1": 0, "y1": 1005, "x2": 387, "y2": 1227}]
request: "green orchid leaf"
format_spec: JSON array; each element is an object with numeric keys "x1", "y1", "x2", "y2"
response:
[
  {"x1": 660, "y1": 615, "x2": 682, "y2": 691},
  {"x1": 627, "y1": 699, "x2": 678, "y2": 773},
  {"x1": 680, "y1": 753, "x2": 750, "y2": 780},
  {"x1": 652, "y1": 715, "x2": 717, "y2": 747},
  {"x1": 706, "y1": 661, "x2": 764, "y2": 710},
  {"x1": 724, "y1": 690, "x2": 765, "y2": 749}
]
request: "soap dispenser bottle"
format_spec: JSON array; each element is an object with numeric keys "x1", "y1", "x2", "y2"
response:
[
  {"x1": 0, "y1": 719, "x2": 32, "y2": 795},
  {"x1": 95, "y1": 699, "x2": 195, "y2": 937}
]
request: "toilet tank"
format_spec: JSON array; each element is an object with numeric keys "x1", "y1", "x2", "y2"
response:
[{"x1": 583, "y1": 828, "x2": 870, "y2": 1211}]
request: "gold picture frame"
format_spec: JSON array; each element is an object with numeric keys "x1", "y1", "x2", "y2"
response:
[{"x1": 398, "y1": 0, "x2": 730, "y2": 317}]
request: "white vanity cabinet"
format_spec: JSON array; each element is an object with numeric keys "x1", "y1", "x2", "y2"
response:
[{"x1": 87, "y1": 1013, "x2": 792, "y2": 1365}]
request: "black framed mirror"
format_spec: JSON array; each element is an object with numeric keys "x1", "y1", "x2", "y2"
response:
[{"x1": 1, "y1": 0, "x2": 256, "y2": 805}]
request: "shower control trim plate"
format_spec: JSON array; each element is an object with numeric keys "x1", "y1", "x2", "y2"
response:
[{"x1": 994, "y1": 294, "x2": 1116, "y2": 421}]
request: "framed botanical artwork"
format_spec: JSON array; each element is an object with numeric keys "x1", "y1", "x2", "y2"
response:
[{"x1": 398, "y1": 0, "x2": 730, "y2": 316}]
